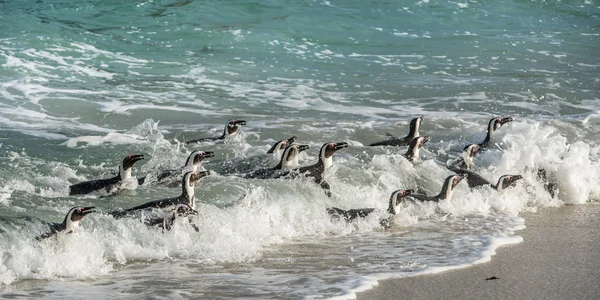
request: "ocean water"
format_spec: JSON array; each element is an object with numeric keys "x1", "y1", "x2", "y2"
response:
[{"x1": 1, "y1": 0, "x2": 599, "y2": 298}]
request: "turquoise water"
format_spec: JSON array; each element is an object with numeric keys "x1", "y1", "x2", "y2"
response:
[{"x1": 1, "y1": 0, "x2": 599, "y2": 298}]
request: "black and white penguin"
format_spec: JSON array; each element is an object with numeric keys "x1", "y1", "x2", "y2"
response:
[
  {"x1": 447, "y1": 143, "x2": 479, "y2": 170},
  {"x1": 143, "y1": 204, "x2": 199, "y2": 232},
  {"x1": 69, "y1": 154, "x2": 145, "y2": 196},
  {"x1": 450, "y1": 169, "x2": 523, "y2": 190},
  {"x1": 327, "y1": 189, "x2": 415, "y2": 228},
  {"x1": 243, "y1": 144, "x2": 310, "y2": 179},
  {"x1": 275, "y1": 142, "x2": 349, "y2": 197},
  {"x1": 217, "y1": 135, "x2": 298, "y2": 175},
  {"x1": 186, "y1": 119, "x2": 247, "y2": 143},
  {"x1": 477, "y1": 117, "x2": 513, "y2": 148},
  {"x1": 266, "y1": 136, "x2": 298, "y2": 164},
  {"x1": 404, "y1": 136, "x2": 430, "y2": 162},
  {"x1": 138, "y1": 150, "x2": 214, "y2": 185},
  {"x1": 409, "y1": 174, "x2": 467, "y2": 202},
  {"x1": 369, "y1": 116, "x2": 423, "y2": 147},
  {"x1": 36, "y1": 206, "x2": 96, "y2": 240},
  {"x1": 110, "y1": 170, "x2": 209, "y2": 218}
]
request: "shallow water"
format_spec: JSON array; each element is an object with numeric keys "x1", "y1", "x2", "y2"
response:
[{"x1": 1, "y1": 0, "x2": 599, "y2": 298}]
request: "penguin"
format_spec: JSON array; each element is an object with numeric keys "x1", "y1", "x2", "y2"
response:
[
  {"x1": 448, "y1": 168, "x2": 523, "y2": 190},
  {"x1": 447, "y1": 144, "x2": 479, "y2": 170},
  {"x1": 243, "y1": 144, "x2": 310, "y2": 179},
  {"x1": 369, "y1": 116, "x2": 423, "y2": 147},
  {"x1": 218, "y1": 135, "x2": 298, "y2": 174},
  {"x1": 327, "y1": 189, "x2": 415, "y2": 228},
  {"x1": 408, "y1": 174, "x2": 467, "y2": 202},
  {"x1": 137, "y1": 150, "x2": 214, "y2": 185},
  {"x1": 142, "y1": 204, "x2": 200, "y2": 232},
  {"x1": 36, "y1": 206, "x2": 96, "y2": 240},
  {"x1": 404, "y1": 136, "x2": 430, "y2": 162},
  {"x1": 536, "y1": 168, "x2": 558, "y2": 198},
  {"x1": 110, "y1": 171, "x2": 209, "y2": 218},
  {"x1": 266, "y1": 136, "x2": 298, "y2": 164},
  {"x1": 186, "y1": 119, "x2": 247, "y2": 143},
  {"x1": 69, "y1": 154, "x2": 145, "y2": 196},
  {"x1": 476, "y1": 117, "x2": 513, "y2": 149},
  {"x1": 275, "y1": 142, "x2": 349, "y2": 197}
]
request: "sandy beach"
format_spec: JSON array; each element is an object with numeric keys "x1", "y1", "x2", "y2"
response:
[{"x1": 358, "y1": 203, "x2": 600, "y2": 300}]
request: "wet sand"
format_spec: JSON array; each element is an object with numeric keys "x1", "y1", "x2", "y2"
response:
[{"x1": 358, "y1": 203, "x2": 600, "y2": 300}]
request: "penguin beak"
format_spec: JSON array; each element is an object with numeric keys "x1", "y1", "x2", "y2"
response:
[
  {"x1": 81, "y1": 206, "x2": 96, "y2": 215},
  {"x1": 333, "y1": 142, "x2": 349, "y2": 150},
  {"x1": 509, "y1": 174, "x2": 523, "y2": 184},
  {"x1": 188, "y1": 209, "x2": 199, "y2": 215},
  {"x1": 287, "y1": 136, "x2": 298, "y2": 145},
  {"x1": 403, "y1": 189, "x2": 414, "y2": 196},
  {"x1": 203, "y1": 151, "x2": 215, "y2": 158},
  {"x1": 231, "y1": 120, "x2": 247, "y2": 126},
  {"x1": 297, "y1": 144, "x2": 310, "y2": 152},
  {"x1": 500, "y1": 117, "x2": 513, "y2": 125}
]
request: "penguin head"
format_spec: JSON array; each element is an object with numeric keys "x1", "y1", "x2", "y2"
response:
[
  {"x1": 441, "y1": 174, "x2": 467, "y2": 200},
  {"x1": 450, "y1": 173, "x2": 467, "y2": 190},
  {"x1": 181, "y1": 171, "x2": 210, "y2": 204},
  {"x1": 497, "y1": 174, "x2": 523, "y2": 190},
  {"x1": 387, "y1": 189, "x2": 414, "y2": 215},
  {"x1": 488, "y1": 117, "x2": 513, "y2": 132},
  {"x1": 267, "y1": 136, "x2": 298, "y2": 154},
  {"x1": 319, "y1": 142, "x2": 348, "y2": 170},
  {"x1": 463, "y1": 144, "x2": 479, "y2": 158},
  {"x1": 120, "y1": 154, "x2": 144, "y2": 180},
  {"x1": 224, "y1": 119, "x2": 247, "y2": 136},
  {"x1": 280, "y1": 144, "x2": 309, "y2": 169},
  {"x1": 321, "y1": 142, "x2": 349, "y2": 159},
  {"x1": 184, "y1": 170, "x2": 210, "y2": 187},
  {"x1": 186, "y1": 150, "x2": 215, "y2": 167},
  {"x1": 406, "y1": 136, "x2": 430, "y2": 161},
  {"x1": 413, "y1": 136, "x2": 430, "y2": 149},
  {"x1": 174, "y1": 204, "x2": 198, "y2": 217},
  {"x1": 64, "y1": 206, "x2": 96, "y2": 232},
  {"x1": 409, "y1": 116, "x2": 424, "y2": 136}
]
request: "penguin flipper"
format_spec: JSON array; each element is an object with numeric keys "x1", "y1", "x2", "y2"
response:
[{"x1": 319, "y1": 180, "x2": 332, "y2": 197}]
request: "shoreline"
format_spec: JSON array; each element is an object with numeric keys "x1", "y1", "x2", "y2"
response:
[{"x1": 357, "y1": 203, "x2": 600, "y2": 300}]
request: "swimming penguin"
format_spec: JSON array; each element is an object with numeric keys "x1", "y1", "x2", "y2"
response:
[
  {"x1": 36, "y1": 206, "x2": 96, "y2": 240},
  {"x1": 218, "y1": 135, "x2": 298, "y2": 174},
  {"x1": 369, "y1": 116, "x2": 423, "y2": 147},
  {"x1": 404, "y1": 136, "x2": 430, "y2": 162},
  {"x1": 409, "y1": 174, "x2": 467, "y2": 202},
  {"x1": 327, "y1": 189, "x2": 415, "y2": 228},
  {"x1": 137, "y1": 150, "x2": 214, "y2": 185},
  {"x1": 536, "y1": 168, "x2": 558, "y2": 198},
  {"x1": 143, "y1": 204, "x2": 200, "y2": 232},
  {"x1": 449, "y1": 169, "x2": 523, "y2": 190},
  {"x1": 275, "y1": 142, "x2": 349, "y2": 197},
  {"x1": 110, "y1": 171, "x2": 209, "y2": 218},
  {"x1": 69, "y1": 154, "x2": 145, "y2": 196},
  {"x1": 186, "y1": 119, "x2": 247, "y2": 143},
  {"x1": 447, "y1": 144, "x2": 479, "y2": 170},
  {"x1": 243, "y1": 144, "x2": 310, "y2": 179},
  {"x1": 477, "y1": 117, "x2": 513, "y2": 148}
]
